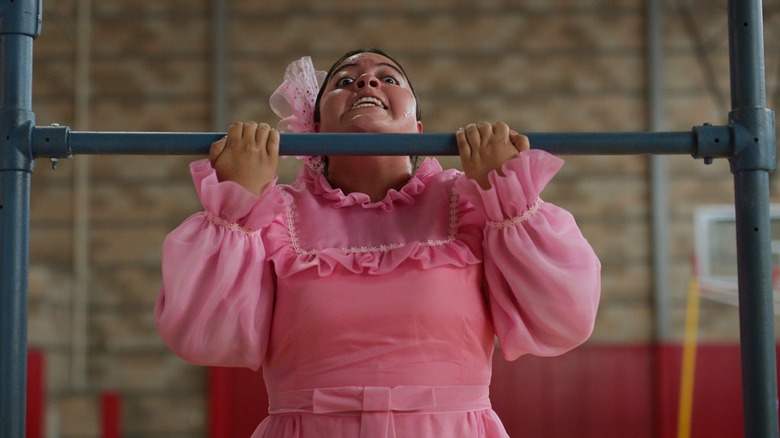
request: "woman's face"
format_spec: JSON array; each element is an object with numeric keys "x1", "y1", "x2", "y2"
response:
[{"x1": 315, "y1": 52, "x2": 423, "y2": 134}]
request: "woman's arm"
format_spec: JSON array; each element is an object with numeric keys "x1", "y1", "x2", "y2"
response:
[
  {"x1": 156, "y1": 124, "x2": 287, "y2": 370},
  {"x1": 455, "y1": 124, "x2": 601, "y2": 360},
  {"x1": 155, "y1": 206, "x2": 277, "y2": 370}
]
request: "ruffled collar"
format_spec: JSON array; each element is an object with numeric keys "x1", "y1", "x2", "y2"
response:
[{"x1": 299, "y1": 157, "x2": 442, "y2": 211}]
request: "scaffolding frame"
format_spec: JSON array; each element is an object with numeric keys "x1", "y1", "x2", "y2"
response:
[{"x1": 1, "y1": 0, "x2": 777, "y2": 436}]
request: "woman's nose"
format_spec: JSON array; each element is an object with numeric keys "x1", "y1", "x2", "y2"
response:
[{"x1": 356, "y1": 76, "x2": 380, "y2": 88}]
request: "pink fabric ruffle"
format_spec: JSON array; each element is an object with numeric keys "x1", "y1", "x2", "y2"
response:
[
  {"x1": 304, "y1": 157, "x2": 442, "y2": 211},
  {"x1": 453, "y1": 149, "x2": 564, "y2": 222},
  {"x1": 264, "y1": 160, "x2": 485, "y2": 277},
  {"x1": 266, "y1": 231, "x2": 482, "y2": 277},
  {"x1": 190, "y1": 159, "x2": 291, "y2": 230}
]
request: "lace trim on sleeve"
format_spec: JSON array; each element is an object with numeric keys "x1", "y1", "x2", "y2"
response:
[
  {"x1": 486, "y1": 198, "x2": 544, "y2": 230},
  {"x1": 204, "y1": 211, "x2": 262, "y2": 236}
]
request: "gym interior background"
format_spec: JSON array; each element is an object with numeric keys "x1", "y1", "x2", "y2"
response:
[{"x1": 25, "y1": 0, "x2": 780, "y2": 436}]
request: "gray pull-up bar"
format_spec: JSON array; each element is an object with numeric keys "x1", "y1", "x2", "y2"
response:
[
  {"x1": 29, "y1": 128, "x2": 727, "y2": 158},
  {"x1": 1, "y1": 0, "x2": 777, "y2": 437}
]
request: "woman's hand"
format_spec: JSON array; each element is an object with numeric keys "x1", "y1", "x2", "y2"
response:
[
  {"x1": 456, "y1": 122, "x2": 530, "y2": 190},
  {"x1": 209, "y1": 122, "x2": 280, "y2": 195}
]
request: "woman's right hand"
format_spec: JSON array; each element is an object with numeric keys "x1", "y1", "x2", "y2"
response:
[{"x1": 209, "y1": 122, "x2": 280, "y2": 195}]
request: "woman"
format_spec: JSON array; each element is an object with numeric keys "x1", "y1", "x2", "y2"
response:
[{"x1": 155, "y1": 48, "x2": 601, "y2": 437}]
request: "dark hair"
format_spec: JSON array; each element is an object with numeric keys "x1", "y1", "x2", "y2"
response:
[{"x1": 313, "y1": 48, "x2": 422, "y2": 125}]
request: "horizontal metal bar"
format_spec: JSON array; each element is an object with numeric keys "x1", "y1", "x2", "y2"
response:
[{"x1": 49, "y1": 130, "x2": 703, "y2": 157}]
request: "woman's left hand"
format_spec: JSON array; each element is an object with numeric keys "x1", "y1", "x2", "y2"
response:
[{"x1": 456, "y1": 122, "x2": 530, "y2": 189}]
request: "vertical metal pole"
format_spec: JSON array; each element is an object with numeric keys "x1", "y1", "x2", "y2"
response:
[
  {"x1": 0, "y1": 1, "x2": 41, "y2": 437},
  {"x1": 71, "y1": 0, "x2": 92, "y2": 390},
  {"x1": 727, "y1": 0, "x2": 779, "y2": 437},
  {"x1": 0, "y1": 168, "x2": 31, "y2": 438},
  {"x1": 212, "y1": 0, "x2": 229, "y2": 131},
  {"x1": 648, "y1": 0, "x2": 670, "y2": 343},
  {"x1": 647, "y1": 1, "x2": 671, "y2": 436}
]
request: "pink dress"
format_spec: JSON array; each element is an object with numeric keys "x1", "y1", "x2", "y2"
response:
[{"x1": 155, "y1": 149, "x2": 601, "y2": 438}]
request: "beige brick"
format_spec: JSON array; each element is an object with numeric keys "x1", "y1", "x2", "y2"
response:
[
  {"x1": 124, "y1": 393, "x2": 206, "y2": 437},
  {"x1": 581, "y1": 220, "x2": 650, "y2": 262},
  {"x1": 91, "y1": 266, "x2": 163, "y2": 307},
  {"x1": 89, "y1": 308, "x2": 163, "y2": 353},
  {"x1": 29, "y1": 101, "x2": 75, "y2": 128},
  {"x1": 91, "y1": 59, "x2": 210, "y2": 97},
  {"x1": 90, "y1": 182, "x2": 200, "y2": 223},
  {"x1": 30, "y1": 226, "x2": 73, "y2": 265},
  {"x1": 33, "y1": 59, "x2": 77, "y2": 98},
  {"x1": 35, "y1": 2, "x2": 77, "y2": 58},
  {"x1": 590, "y1": 302, "x2": 654, "y2": 343},
  {"x1": 54, "y1": 393, "x2": 102, "y2": 437},
  {"x1": 667, "y1": 153, "x2": 731, "y2": 176},
  {"x1": 599, "y1": 261, "x2": 652, "y2": 302},
  {"x1": 89, "y1": 155, "x2": 194, "y2": 182},
  {"x1": 40, "y1": 351, "x2": 72, "y2": 393},
  {"x1": 92, "y1": 19, "x2": 210, "y2": 58},
  {"x1": 87, "y1": 351, "x2": 205, "y2": 392},
  {"x1": 544, "y1": 174, "x2": 649, "y2": 218},
  {"x1": 28, "y1": 299, "x2": 73, "y2": 349},
  {"x1": 30, "y1": 183, "x2": 75, "y2": 223},
  {"x1": 559, "y1": 155, "x2": 648, "y2": 177},
  {"x1": 93, "y1": 0, "x2": 210, "y2": 17},
  {"x1": 89, "y1": 224, "x2": 168, "y2": 265},
  {"x1": 664, "y1": 4, "x2": 728, "y2": 52},
  {"x1": 665, "y1": 93, "x2": 730, "y2": 129},
  {"x1": 89, "y1": 99, "x2": 211, "y2": 131},
  {"x1": 668, "y1": 177, "x2": 735, "y2": 216},
  {"x1": 666, "y1": 52, "x2": 730, "y2": 93}
]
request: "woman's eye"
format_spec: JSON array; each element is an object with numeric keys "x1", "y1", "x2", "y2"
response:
[
  {"x1": 337, "y1": 77, "x2": 354, "y2": 87},
  {"x1": 383, "y1": 77, "x2": 399, "y2": 85}
]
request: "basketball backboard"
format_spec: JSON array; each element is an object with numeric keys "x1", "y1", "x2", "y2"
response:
[{"x1": 693, "y1": 204, "x2": 780, "y2": 314}]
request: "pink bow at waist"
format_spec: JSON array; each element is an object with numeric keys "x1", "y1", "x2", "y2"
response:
[{"x1": 269, "y1": 385, "x2": 491, "y2": 438}]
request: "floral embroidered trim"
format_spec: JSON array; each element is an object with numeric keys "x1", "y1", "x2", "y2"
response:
[
  {"x1": 421, "y1": 191, "x2": 459, "y2": 246},
  {"x1": 203, "y1": 211, "x2": 261, "y2": 236},
  {"x1": 284, "y1": 191, "x2": 461, "y2": 255},
  {"x1": 342, "y1": 242, "x2": 407, "y2": 254},
  {"x1": 284, "y1": 207, "x2": 320, "y2": 255},
  {"x1": 486, "y1": 197, "x2": 544, "y2": 230}
]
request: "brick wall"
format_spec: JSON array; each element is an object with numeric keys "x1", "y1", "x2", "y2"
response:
[{"x1": 27, "y1": 0, "x2": 780, "y2": 436}]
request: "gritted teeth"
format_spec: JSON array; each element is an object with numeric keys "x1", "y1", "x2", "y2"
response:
[{"x1": 352, "y1": 97, "x2": 386, "y2": 109}]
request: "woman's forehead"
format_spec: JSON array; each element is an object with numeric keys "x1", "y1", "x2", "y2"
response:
[{"x1": 333, "y1": 52, "x2": 401, "y2": 73}]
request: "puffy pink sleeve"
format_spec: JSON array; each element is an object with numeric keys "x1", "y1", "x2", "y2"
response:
[
  {"x1": 454, "y1": 150, "x2": 601, "y2": 361},
  {"x1": 154, "y1": 159, "x2": 290, "y2": 370}
]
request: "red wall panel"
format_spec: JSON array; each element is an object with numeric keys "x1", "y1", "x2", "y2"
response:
[
  {"x1": 208, "y1": 344, "x2": 777, "y2": 438},
  {"x1": 209, "y1": 366, "x2": 269, "y2": 438},
  {"x1": 490, "y1": 345, "x2": 656, "y2": 438},
  {"x1": 26, "y1": 349, "x2": 44, "y2": 438}
]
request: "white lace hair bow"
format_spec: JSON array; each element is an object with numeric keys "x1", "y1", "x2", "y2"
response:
[{"x1": 269, "y1": 56, "x2": 327, "y2": 134}]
